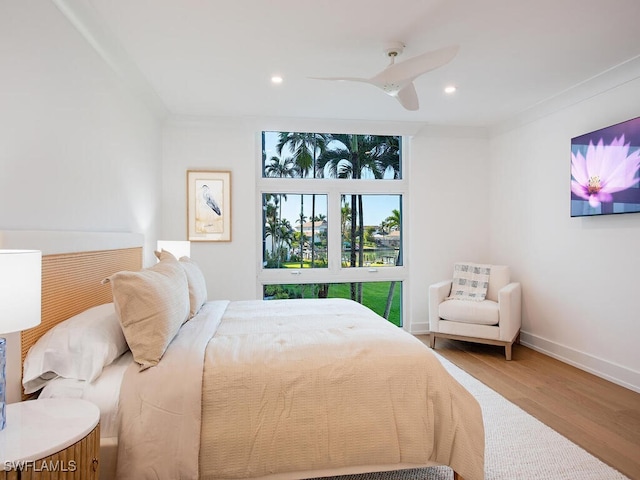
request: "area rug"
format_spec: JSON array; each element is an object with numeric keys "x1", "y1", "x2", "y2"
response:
[{"x1": 312, "y1": 353, "x2": 629, "y2": 480}]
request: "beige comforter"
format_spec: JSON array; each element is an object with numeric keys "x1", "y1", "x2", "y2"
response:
[{"x1": 118, "y1": 299, "x2": 484, "y2": 480}]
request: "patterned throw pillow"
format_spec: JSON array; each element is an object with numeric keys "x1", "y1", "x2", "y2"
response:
[{"x1": 447, "y1": 262, "x2": 491, "y2": 302}]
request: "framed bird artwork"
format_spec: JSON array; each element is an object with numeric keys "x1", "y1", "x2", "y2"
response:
[{"x1": 187, "y1": 170, "x2": 232, "y2": 241}]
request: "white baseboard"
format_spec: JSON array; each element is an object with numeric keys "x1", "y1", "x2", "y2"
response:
[
  {"x1": 408, "y1": 321, "x2": 430, "y2": 335},
  {"x1": 520, "y1": 331, "x2": 640, "y2": 394},
  {"x1": 409, "y1": 324, "x2": 639, "y2": 394}
]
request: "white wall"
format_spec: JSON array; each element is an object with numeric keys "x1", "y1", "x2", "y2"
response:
[
  {"x1": 409, "y1": 126, "x2": 491, "y2": 332},
  {"x1": 161, "y1": 118, "x2": 492, "y2": 331},
  {"x1": 0, "y1": 1, "x2": 163, "y2": 264},
  {"x1": 0, "y1": 1, "x2": 163, "y2": 403},
  {"x1": 489, "y1": 78, "x2": 640, "y2": 392},
  {"x1": 161, "y1": 118, "x2": 257, "y2": 301}
]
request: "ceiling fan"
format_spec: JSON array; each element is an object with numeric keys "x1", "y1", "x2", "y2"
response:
[{"x1": 312, "y1": 42, "x2": 459, "y2": 111}]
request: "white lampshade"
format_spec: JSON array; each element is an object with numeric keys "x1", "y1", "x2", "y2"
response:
[
  {"x1": 0, "y1": 250, "x2": 42, "y2": 334},
  {"x1": 156, "y1": 240, "x2": 191, "y2": 260}
]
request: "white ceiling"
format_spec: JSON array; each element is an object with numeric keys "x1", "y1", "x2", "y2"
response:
[{"x1": 62, "y1": 0, "x2": 640, "y2": 128}]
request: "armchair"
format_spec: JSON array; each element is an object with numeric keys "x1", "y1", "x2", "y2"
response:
[{"x1": 428, "y1": 264, "x2": 521, "y2": 360}]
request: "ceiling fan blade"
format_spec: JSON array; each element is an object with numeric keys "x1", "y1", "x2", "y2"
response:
[
  {"x1": 373, "y1": 44, "x2": 459, "y2": 85},
  {"x1": 395, "y1": 82, "x2": 419, "y2": 111},
  {"x1": 310, "y1": 44, "x2": 457, "y2": 110},
  {"x1": 308, "y1": 76, "x2": 369, "y2": 83}
]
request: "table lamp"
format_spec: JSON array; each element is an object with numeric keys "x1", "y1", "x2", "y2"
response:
[
  {"x1": 156, "y1": 240, "x2": 191, "y2": 259},
  {"x1": 0, "y1": 250, "x2": 41, "y2": 430}
]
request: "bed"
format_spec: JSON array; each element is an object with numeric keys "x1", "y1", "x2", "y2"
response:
[{"x1": 18, "y1": 238, "x2": 485, "y2": 480}]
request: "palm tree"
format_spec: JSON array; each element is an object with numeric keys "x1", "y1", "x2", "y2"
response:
[
  {"x1": 364, "y1": 226, "x2": 376, "y2": 244},
  {"x1": 379, "y1": 219, "x2": 389, "y2": 235},
  {"x1": 384, "y1": 209, "x2": 401, "y2": 232},
  {"x1": 277, "y1": 132, "x2": 327, "y2": 269},
  {"x1": 318, "y1": 134, "x2": 399, "y2": 302},
  {"x1": 263, "y1": 197, "x2": 278, "y2": 261},
  {"x1": 265, "y1": 154, "x2": 295, "y2": 179},
  {"x1": 309, "y1": 212, "x2": 329, "y2": 295},
  {"x1": 277, "y1": 219, "x2": 294, "y2": 263},
  {"x1": 382, "y1": 208, "x2": 402, "y2": 319},
  {"x1": 340, "y1": 203, "x2": 351, "y2": 239},
  {"x1": 264, "y1": 155, "x2": 295, "y2": 266},
  {"x1": 373, "y1": 135, "x2": 401, "y2": 179},
  {"x1": 264, "y1": 196, "x2": 299, "y2": 268},
  {"x1": 295, "y1": 214, "x2": 308, "y2": 267},
  {"x1": 310, "y1": 213, "x2": 327, "y2": 265}
]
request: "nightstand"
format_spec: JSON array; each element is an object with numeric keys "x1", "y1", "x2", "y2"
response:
[{"x1": 0, "y1": 398, "x2": 100, "y2": 479}]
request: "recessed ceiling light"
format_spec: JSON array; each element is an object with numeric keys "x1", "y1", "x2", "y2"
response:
[
  {"x1": 271, "y1": 75, "x2": 283, "y2": 84},
  {"x1": 444, "y1": 85, "x2": 457, "y2": 94}
]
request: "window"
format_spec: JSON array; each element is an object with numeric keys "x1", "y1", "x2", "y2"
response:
[
  {"x1": 258, "y1": 131, "x2": 407, "y2": 326},
  {"x1": 263, "y1": 193, "x2": 328, "y2": 269},
  {"x1": 340, "y1": 194, "x2": 402, "y2": 268}
]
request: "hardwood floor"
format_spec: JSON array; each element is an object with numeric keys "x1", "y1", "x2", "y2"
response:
[{"x1": 416, "y1": 335, "x2": 640, "y2": 480}]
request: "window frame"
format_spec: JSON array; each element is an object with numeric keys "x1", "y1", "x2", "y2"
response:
[{"x1": 255, "y1": 132, "x2": 411, "y2": 327}]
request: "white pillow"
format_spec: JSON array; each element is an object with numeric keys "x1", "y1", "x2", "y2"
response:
[
  {"x1": 178, "y1": 256, "x2": 208, "y2": 318},
  {"x1": 154, "y1": 250, "x2": 208, "y2": 318},
  {"x1": 22, "y1": 303, "x2": 129, "y2": 394}
]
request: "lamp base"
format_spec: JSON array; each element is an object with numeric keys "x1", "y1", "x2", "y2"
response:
[{"x1": 0, "y1": 336, "x2": 5, "y2": 430}]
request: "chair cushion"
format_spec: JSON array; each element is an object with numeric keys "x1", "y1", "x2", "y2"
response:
[
  {"x1": 487, "y1": 265, "x2": 510, "y2": 302},
  {"x1": 439, "y1": 298, "x2": 500, "y2": 326}
]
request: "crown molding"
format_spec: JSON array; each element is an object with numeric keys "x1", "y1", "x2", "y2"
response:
[
  {"x1": 491, "y1": 54, "x2": 640, "y2": 136},
  {"x1": 52, "y1": 0, "x2": 169, "y2": 120},
  {"x1": 166, "y1": 114, "x2": 431, "y2": 137}
]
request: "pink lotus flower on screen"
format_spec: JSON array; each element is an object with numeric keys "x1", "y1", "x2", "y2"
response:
[{"x1": 571, "y1": 135, "x2": 640, "y2": 208}]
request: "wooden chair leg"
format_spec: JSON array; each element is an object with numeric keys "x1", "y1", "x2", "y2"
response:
[{"x1": 505, "y1": 343, "x2": 512, "y2": 361}]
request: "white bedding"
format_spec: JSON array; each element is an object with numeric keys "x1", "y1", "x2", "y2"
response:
[
  {"x1": 39, "y1": 350, "x2": 133, "y2": 438},
  {"x1": 117, "y1": 298, "x2": 485, "y2": 480},
  {"x1": 37, "y1": 298, "x2": 485, "y2": 480},
  {"x1": 117, "y1": 300, "x2": 228, "y2": 480}
]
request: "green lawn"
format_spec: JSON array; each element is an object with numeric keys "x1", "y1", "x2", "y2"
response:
[{"x1": 264, "y1": 281, "x2": 402, "y2": 326}]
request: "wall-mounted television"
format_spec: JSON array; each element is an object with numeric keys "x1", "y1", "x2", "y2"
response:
[{"x1": 571, "y1": 116, "x2": 640, "y2": 217}]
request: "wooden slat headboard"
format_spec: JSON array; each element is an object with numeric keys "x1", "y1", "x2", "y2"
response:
[{"x1": 20, "y1": 247, "x2": 143, "y2": 369}]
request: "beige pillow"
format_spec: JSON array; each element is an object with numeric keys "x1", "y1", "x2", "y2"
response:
[
  {"x1": 155, "y1": 250, "x2": 208, "y2": 318},
  {"x1": 178, "y1": 256, "x2": 208, "y2": 317},
  {"x1": 103, "y1": 257, "x2": 190, "y2": 370}
]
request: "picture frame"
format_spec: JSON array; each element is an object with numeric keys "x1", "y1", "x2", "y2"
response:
[{"x1": 187, "y1": 170, "x2": 232, "y2": 242}]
